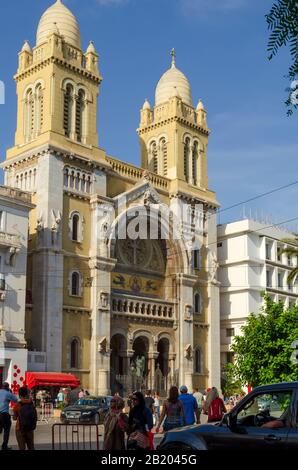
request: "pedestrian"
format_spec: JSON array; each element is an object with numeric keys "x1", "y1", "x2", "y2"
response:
[
  {"x1": 103, "y1": 395, "x2": 128, "y2": 450},
  {"x1": 144, "y1": 390, "x2": 155, "y2": 414},
  {"x1": 78, "y1": 388, "x2": 85, "y2": 399},
  {"x1": 153, "y1": 392, "x2": 160, "y2": 420},
  {"x1": 13, "y1": 387, "x2": 37, "y2": 450},
  {"x1": 178, "y1": 385, "x2": 200, "y2": 425},
  {"x1": 0, "y1": 382, "x2": 18, "y2": 450},
  {"x1": 156, "y1": 386, "x2": 185, "y2": 433},
  {"x1": 127, "y1": 391, "x2": 154, "y2": 450},
  {"x1": 85, "y1": 389, "x2": 90, "y2": 396},
  {"x1": 202, "y1": 387, "x2": 212, "y2": 415},
  {"x1": 193, "y1": 387, "x2": 203, "y2": 420},
  {"x1": 57, "y1": 388, "x2": 64, "y2": 407},
  {"x1": 206, "y1": 387, "x2": 227, "y2": 423}
]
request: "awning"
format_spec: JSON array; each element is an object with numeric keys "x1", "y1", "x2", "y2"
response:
[{"x1": 25, "y1": 372, "x2": 80, "y2": 389}]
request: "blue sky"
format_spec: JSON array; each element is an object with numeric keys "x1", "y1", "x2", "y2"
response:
[{"x1": 0, "y1": 0, "x2": 297, "y2": 228}]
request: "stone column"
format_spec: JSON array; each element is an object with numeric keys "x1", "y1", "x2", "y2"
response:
[
  {"x1": 31, "y1": 151, "x2": 64, "y2": 372},
  {"x1": 89, "y1": 257, "x2": 116, "y2": 395},
  {"x1": 206, "y1": 207, "x2": 221, "y2": 391},
  {"x1": 89, "y1": 196, "x2": 116, "y2": 395},
  {"x1": 175, "y1": 273, "x2": 197, "y2": 390},
  {"x1": 148, "y1": 351, "x2": 159, "y2": 391}
]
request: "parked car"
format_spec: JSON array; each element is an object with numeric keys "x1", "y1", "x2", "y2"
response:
[
  {"x1": 60, "y1": 396, "x2": 113, "y2": 425},
  {"x1": 158, "y1": 381, "x2": 298, "y2": 450}
]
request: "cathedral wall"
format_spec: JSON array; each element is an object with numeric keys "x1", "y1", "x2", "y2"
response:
[
  {"x1": 62, "y1": 194, "x2": 91, "y2": 256},
  {"x1": 62, "y1": 310, "x2": 91, "y2": 389}
]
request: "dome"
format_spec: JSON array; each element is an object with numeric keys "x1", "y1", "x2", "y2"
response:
[
  {"x1": 36, "y1": 0, "x2": 81, "y2": 49},
  {"x1": 155, "y1": 50, "x2": 192, "y2": 106}
]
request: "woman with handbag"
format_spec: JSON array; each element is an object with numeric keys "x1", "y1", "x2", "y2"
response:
[
  {"x1": 127, "y1": 392, "x2": 154, "y2": 450},
  {"x1": 103, "y1": 396, "x2": 128, "y2": 450}
]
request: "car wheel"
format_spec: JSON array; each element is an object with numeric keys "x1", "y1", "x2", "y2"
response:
[{"x1": 93, "y1": 413, "x2": 100, "y2": 425}]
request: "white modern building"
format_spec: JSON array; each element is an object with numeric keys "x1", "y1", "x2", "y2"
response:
[
  {"x1": 217, "y1": 218, "x2": 297, "y2": 366},
  {"x1": 0, "y1": 186, "x2": 34, "y2": 388}
]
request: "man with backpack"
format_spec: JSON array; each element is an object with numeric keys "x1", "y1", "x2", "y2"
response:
[{"x1": 13, "y1": 387, "x2": 37, "y2": 450}]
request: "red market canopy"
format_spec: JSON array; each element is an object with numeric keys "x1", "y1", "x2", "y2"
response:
[{"x1": 25, "y1": 372, "x2": 80, "y2": 389}]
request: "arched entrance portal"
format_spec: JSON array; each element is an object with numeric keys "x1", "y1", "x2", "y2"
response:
[{"x1": 155, "y1": 338, "x2": 170, "y2": 394}]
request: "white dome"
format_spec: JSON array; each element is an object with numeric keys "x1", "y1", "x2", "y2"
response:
[
  {"x1": 155, "y1": 52, "x2": 192, "y2": 106},
  {"x1": 36, "y1": 0, "x2": 81, "y2": 49}
]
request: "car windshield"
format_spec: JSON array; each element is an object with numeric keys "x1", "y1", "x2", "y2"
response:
[{"x1": 75, "y1": 398, "x2": 100, "y2": 406}]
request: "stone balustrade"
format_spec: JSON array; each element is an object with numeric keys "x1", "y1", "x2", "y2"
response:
[
  {"x1": 106, "y1": 156, "x2": 169, "y2": 190},
  {"x1": 111, "y1": 294, "x2": 175, "y2": 321}
]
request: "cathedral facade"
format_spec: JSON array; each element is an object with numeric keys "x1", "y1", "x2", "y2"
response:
[{"x1": 2, "y1": 0, "x2": 221, "y2": 395}]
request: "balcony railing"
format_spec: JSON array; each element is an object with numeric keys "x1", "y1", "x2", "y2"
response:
[
  {"x1": 0, "y1": 231, "x2": 21, "y2": 248},
  {"x1": 111, "y1": 294, "x2": 175, "y2": 321}
]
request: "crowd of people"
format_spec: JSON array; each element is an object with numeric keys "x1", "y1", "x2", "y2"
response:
[
  {"x1": 0, "y1": 379, "x2": 237, "y2": 451},
  {"x1": 103, "y1": 385, "x2": 229, "y2": 451}
]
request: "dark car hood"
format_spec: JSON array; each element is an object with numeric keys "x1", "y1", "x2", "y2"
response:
[
  {"x1": 167, "y1": 423, "x2": 221, "y2": 434},
  {"x1": 64, "y1": 405, "x2": 99, "y2": 412}
]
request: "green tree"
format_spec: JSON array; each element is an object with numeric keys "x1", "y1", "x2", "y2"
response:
[
  {"x1": 281, "y1": 234, "x2": 298, "y2": 282},
  {"x1": 266, "y1": 0, "x2": 298, "y2": 115},
  {"x1": 221, "y1": 362, "x2": 243, "y2": 397},
  {"x1": 230, "y1": 295, "x2": 298, "y2": 387}
]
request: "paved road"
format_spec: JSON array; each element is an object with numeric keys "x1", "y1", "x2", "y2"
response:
[
  {"x1": 6, "y1": 414, "x2": 208, "y2": 450},
  {"x1": 7, "y1": 419, "x2": 164, "y2": 450}
]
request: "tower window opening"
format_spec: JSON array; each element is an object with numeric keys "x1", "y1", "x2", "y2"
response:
[
  {"x1": 72, "y1": 214, "x2": 80, "y2": 242},
  {"x1": 71, "y1": 271, "x2": 80, "y2": 296},
  {"x1": 35, "y1": 84, "x2": 43, "y2": 136},
  {"x1": 150, "y1": 141, "x2": 158, "y2": 174},
  {"x1": 184, "y1": 137, "x2": 190, "y2": 182},
  {"x1": 76, "y1": 89, "x2": 85, "y2": 143},
  {"x1": 24, "y1": 89, "x2": 34, "y2": 142},
  {"x1": 64, "y1": 84, "x2": 73, "y2": 138},
  {"x1": 192, "y1": 141, "x2": 198, "y2": 186},
  {"x1": 194, "y1": 292, "x2": 201, "y2": 314},
  {"x1": 160, "y1": 138, "x2": 167, "y2": 176},
  {"x1": 70, "y1": 338, "x2": 79, "y2": 368}
]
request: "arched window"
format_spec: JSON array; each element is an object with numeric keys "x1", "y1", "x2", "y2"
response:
[
  {"x1": 72, "y1": 213, "x2": 80, "y2": 241},
  {"x1": 35, "y1": 84, "x2": 43, "y2": 136},
  {"x1": 160, "y1": 138, "x2": 167, "y2": 176},
  {"x1": 150, "y1": 141, "x2": 158, "y2": 173},
  {"x1": 70, "y1": 338, "x2": 80, "y2": 368},
  {"x1": 184, "y1": 137, "x2": 191, "y2": 182},
  {"x1": 194, "y1": 348, "x2": 202, "y2": 374},
  {"x1": 192, "y1": 141, "x2": 198, "y2": 186},
  {"x1": 64, "y1": 84, "x2": 73, "y2": 138},
  {"x1": 64, "y1": 168, "x2": 69, "y2": 187},
  {"x1": 76, "y1": 89, "x2": 85, "y2": 142},
  {"x1": 194, "y1": 292, "x2": 201, "y2": 314},
  {"x1": 71, "y1": 271, "x2": 80, "y2": 296},
  {"x1": 24, "y1": 88, "x2": 34, "y2": 142}
]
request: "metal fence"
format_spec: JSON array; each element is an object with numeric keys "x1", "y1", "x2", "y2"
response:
[
  {"x1": 52, "y1": 423, "x2": 101, "y2": 450},
  {"x1": 40, "y1": 403, "x2": 54, "y2": 423}
]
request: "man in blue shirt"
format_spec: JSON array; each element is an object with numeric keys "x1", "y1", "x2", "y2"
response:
[
  {"x1": 0, "y1": 382, "x2": 18, "y2": 450},
  {"x1": 178, "y1": 385, "x2": 200, "y2": 426}
]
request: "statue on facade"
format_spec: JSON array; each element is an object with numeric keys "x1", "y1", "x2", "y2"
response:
[
  {"x1": 209, "y1": 250, "x2": 219, "y2": 283},
  {"x1": 135, "y1": 355, "x2": 145, "y2": 378},
  {"x1": 51, "y1": 209, "x2": 62, "y2": 244}
]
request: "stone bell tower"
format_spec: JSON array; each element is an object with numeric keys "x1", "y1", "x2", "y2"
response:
[{"x1": 137, "y1": 49, "x2": 209, "y2": 190}]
